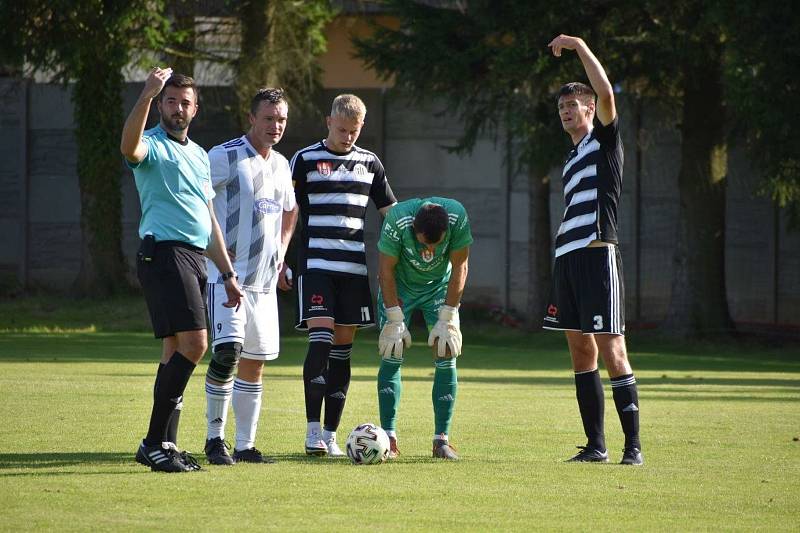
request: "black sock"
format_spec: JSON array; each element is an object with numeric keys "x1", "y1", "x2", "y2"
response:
[
  {"x1": 144, "y1": 352, "x2": 195, "y2": 446},
  {"x1": 153, "y1": 363, "x2": 164, "y2": 401},
  {"x1": 575, "y1": 369, "x2": 606, "y2": 452},
  {"x1": 166, "y1": 402, "x2": 181, "y2": 445},
  {"x1": 611, "y1": 373, "x2": 641, "y2": 451},
  {"x1": 303, "y1": 327, "x2": 333, "y2": 423},
  {"x1": 324, "y1": 344, "x2": 352, "y2": 432},
  {"x1": 154, "y1": 363, "x2": 180, "y2": 444}
]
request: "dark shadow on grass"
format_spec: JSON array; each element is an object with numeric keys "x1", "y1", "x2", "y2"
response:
[
  {"x1": 642, "y1": 377, "x2": 800, "y2": 388},
  {"x1": 261, "y1": 453, "x2": 352, "y2": 465},
  {"x1": 1, "y1": 331, "x2": 799, "y2": 375},
  {"x1": 645, "y1": 394, "x2": 799, "y2": 402},
  {"x1": 0, "y1": 452, "x2": 133, "y2": 470}
]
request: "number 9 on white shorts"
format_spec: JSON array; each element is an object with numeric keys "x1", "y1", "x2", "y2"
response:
[{"x1": 207, "y1": 283, "x2": 280, "y2": 360}]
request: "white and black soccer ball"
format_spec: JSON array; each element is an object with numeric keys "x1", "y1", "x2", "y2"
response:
[{"x1": 345, "y1": 423, "x2": 390, "y2": 465}]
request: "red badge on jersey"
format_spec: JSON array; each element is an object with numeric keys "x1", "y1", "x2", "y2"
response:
[{"x1": 317, "y1": 161, "x2": 332, "y2": 176}]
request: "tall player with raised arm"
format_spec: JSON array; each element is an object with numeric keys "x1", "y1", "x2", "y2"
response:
[
  {"x1": 543, "y1": 35, "x2": 642, "y2": 465},
  {"x1": 289, "y1": 94, "x2": 396, "y2": 456}
]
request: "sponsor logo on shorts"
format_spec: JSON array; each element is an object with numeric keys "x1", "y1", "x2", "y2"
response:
[
  {"x1": 437, "y1": 394, "x2": 455, "y2": 402},
  {"x1": 329, "y1": 391, "x2": 346, "y2": 400},
  {"x1": 310, "y1": 375, "x2": 326, "y2": 385},
  {"x1": 254, "y1": 198, "x2": 281, "y2": 214},
  {"x1": 317, "y1": 161, "x2": 332, "y2": 176},
  {"x1": 309, "y1": 293, "x2": 327, "y2": 312},
  {"x1": 378, "y1": 387, "x2": 394, "y2": 395}
]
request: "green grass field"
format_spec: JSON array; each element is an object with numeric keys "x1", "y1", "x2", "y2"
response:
[{"x1": 0, "y1": 297, "x2": 798, "y2": 531}]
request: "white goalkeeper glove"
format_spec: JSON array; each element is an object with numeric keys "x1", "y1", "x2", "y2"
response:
[
  {"x1": 428, "y1": 305, "x2": 462, "y2": 358},
  {"x1": 379, "y1": 306, "x2": 412, "y2": 360}
]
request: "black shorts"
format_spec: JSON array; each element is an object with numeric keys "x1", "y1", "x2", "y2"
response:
[
  {"x1": 296, "y1": 272, "x2": 375, "y2": 330},
  {"x1": 137, "y1": 240, "x2": 208, "y2": 339},
  {"x1": 542, "y1": 245, "x2": 625, "y2": 335}
]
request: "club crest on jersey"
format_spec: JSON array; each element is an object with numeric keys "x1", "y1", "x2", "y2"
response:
[
  {"x1": 353, "y1": 163, "x2": 368, "y2": 175},
  {"x1": 254, "y1": 198, "x2": 281, "y2": 214},
  {"x1": 421, "y1": 249, "x2": 434, "y2": 263},
  {"x1": 317, "y1": 161, "x2": 332, "y2": 176}
]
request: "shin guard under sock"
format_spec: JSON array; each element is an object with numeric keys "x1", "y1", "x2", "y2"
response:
[
  {"x1": 324, "y1": 344, "x2": 352, "y2": 432},
  {"x1": 303, "y1": 327, "x2": 333, "y2": 422},
  {"x1": 574, "y1": 368, "x2": 606, "y2": 451},
  {"x1": 611, "y1": 373, "x2": 641, "y2": 450}
]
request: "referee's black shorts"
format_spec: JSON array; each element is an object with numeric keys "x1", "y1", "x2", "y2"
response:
[
  {"x1": 542, "y1": 245, "x2": 625, "y2": 335},
  {"x1": 137, "y1": 240, "x2": 208, "y2": 339}
]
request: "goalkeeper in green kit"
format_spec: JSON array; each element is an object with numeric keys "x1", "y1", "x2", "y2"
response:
[{"x1": 376, "y1": 197, "x2": 472, "y2": 460}]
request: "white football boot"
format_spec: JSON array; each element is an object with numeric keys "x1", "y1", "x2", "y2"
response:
[
  {"x1": 322, "y1": 430, "x2": 345, "y2": 457},
  {"x1": 305, "y1": 428, "x2": 328, "y2": 456}
]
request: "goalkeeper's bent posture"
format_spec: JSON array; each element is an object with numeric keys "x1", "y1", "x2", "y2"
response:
[{"x1": 376, "y1": 198, "x2": 472, "y2": 460}]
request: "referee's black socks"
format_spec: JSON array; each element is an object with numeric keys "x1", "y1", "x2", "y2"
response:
[
  {"x1": 611, "y1": 373, "x2": 641, "y2": 451},
  {"x1": 144, "y1": 352, "x2": 196, "y2": 446},
  {"x1": 154, "y1": 362, "x2": 181, "y2": 445},
  {"x1": 575, "y1": 369, "x2": 606, "y2": 452}
]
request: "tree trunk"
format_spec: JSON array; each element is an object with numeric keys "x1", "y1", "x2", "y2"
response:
[
  {"x1": 526, "y1": 160, "x2": 552, "y2": 329},
  {"x1": 71, "y1": 48, "x2": 130, "y2": 296},
  {"x1": 169, "y1": 0, "x2": 196, "y2": 77},
  {"x1": 663, "y1": 46, "x2": 734, "y2": 337},
  {"x1": 236, "y1": 0, "x2": 277, "y2": 127}
]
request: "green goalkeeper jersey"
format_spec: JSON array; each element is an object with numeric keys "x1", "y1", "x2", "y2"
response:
[{"x1": 378, "y1": 197, "x2": 473, "y2": 291}]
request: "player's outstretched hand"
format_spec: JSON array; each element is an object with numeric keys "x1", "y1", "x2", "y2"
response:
[
  {"x1": 428, "y1": 305, "x2": 462, "y2": 358},
  {"x1": 548, "y1": 34, "x2": 584, "y2": 57},
  {"x1": 222, "y1": 277, "x2": 244, "y2": 310},
  {"x1": 379, "y1": 306, "x2": 411, "y2": 359},
  {"x1": 142, "y1": 66, "x2": 173, "y2": 100}
]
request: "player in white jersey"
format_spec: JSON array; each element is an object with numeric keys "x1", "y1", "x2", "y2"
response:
[{"x1": 203, "y1": 88, "x2": 298, "y2": 465}]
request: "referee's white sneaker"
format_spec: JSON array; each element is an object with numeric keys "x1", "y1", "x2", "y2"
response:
[
  {"x1": 322, "y1": 430, "x2": 345, "y2": 457},
  {"x1": 305, "y1": 429, "x2": 328, "y2": 456}
]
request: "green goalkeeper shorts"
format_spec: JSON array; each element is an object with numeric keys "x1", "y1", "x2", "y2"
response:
[{"x1": 376, "y1": 283, "x2": 448, "y2": 330}]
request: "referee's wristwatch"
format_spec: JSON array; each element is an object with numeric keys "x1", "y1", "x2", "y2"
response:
[{"x1": 221, "y1": 271, "x2": 237, "y2": 281}]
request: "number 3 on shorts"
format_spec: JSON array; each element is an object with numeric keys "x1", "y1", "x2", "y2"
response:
[{"x1": 593, "y1": 315, "x2": 603, "y2": 331}]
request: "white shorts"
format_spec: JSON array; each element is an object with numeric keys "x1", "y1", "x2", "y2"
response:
[{"x1": 207, "y1": 283, "x2": 280, "y2": 360}]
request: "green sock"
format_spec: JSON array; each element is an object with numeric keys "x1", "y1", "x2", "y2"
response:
[
  {"x1": 432, "y1": 358, "x2": 457, "y2": 436},
  {"x1": 377, "y1": 359, "x2": 402, "y2": 433}
]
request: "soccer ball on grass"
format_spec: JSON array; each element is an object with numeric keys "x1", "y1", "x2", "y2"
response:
[{"x1": 345, "y1": 423, "x2": 390, "y2": 465}]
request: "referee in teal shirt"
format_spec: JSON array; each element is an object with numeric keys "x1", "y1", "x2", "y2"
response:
[{"x1": 121, "y1": 68, "x2": 243, "y2": 473}]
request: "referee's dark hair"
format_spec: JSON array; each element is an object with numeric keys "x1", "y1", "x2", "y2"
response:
[
  {"x1": 250, "y1": 87, "x2": 287, "y2": 115},
  {"x1": 413, "y1": 203, "x2": 449, "y2": 244},
  {"x1": 160, "y1": 73, "x2": 198, "y2": 102},
  {"x1": 557, "y1": 82, "x2": 596, "y2": 106}
]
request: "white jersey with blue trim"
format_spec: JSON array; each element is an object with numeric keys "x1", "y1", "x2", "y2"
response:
[{"x1": 206, "y1": 135, "x2": 296, "y2": 292}]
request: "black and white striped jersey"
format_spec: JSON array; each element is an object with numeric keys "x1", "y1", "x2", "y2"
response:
[
  {"x1": 207, "y1": 135, "x2": 296, "y2": 292},
  {"x1": 290, "y1": 141, "x2": 396, "y2": 276},
  {"x1": 555, "y1": 117, "x2": 623, "y2": 258}
]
